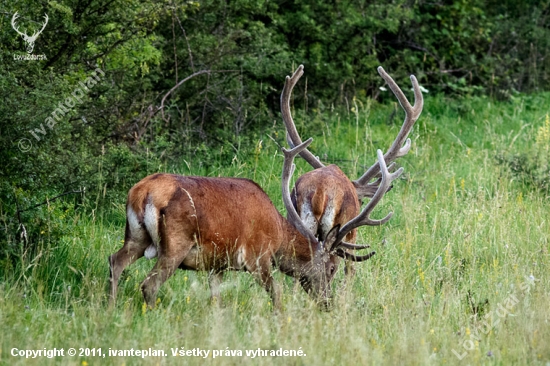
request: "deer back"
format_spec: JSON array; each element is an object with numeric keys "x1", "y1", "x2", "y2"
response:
[{"x1": 127, "y1": 173, "x2": 321, "y2": 271}]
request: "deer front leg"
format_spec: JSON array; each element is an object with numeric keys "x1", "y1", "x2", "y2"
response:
[
  {"x1": 245, "y1": 254, "x2": 281, "y2": 311},
  {"x1": 208, "y1": 271, "x2": 224, "y2": 304},
  {"x1": 257, "y1": 269, "x2": 281, "y2": 311},
  {"x1": 257, "y1": 266, "x2": 281, "y2": 311}
]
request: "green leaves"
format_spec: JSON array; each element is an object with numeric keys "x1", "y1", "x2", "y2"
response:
[{"x1": 2, "y1": 0, "x2": 550, "y2": 266}]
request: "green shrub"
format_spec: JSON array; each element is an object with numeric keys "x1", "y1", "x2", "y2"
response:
[{"x1": 497, "y1": 113, "x2": 550, "y2": 191}]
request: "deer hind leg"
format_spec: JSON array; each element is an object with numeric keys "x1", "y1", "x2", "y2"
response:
[
  {"x1": 300, "y1": 200, "x2": 319, "y2": 237},
  {"x1": 109, "y1": 210, "x2": 151, "y2": 305},
  {"x1": 141, "y1": 249, "x2": 190, "y2": 308},
  {"x1": 318, "y1": 202, "x2": 357, "y2": 277},
  {"x1": 293, "y1": 202, "x2": 319, "y2": 292},
  {"x1": 140, "y1": 216, "x2": 194, "y2": 308}
]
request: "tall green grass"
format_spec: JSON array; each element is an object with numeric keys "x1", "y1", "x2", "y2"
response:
[{"x1": 1, "y1": 93, "x2": 549, "y2": 365}]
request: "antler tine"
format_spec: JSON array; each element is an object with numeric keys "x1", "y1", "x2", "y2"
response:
[
  {"x1": 337, "y1": 242, "x2": 371, "y2": 250},
  {"x1": 380, "y1": 67, "x2": 423, "y2": 160},
  {"x1": 353, "y1": 67, "x2": 424, "y2": 189},
  {"x1": 282, "y1": 138, "x2": 318, "y2": 243},
  {"x1": 335, "y1": 248, "x2": 376, "y2": 262},
  {"x1": 11, "y1": 12, "x2": 26, "y2": 37},
  {"x1": 39, "y1": 14, "x2": 48, "y2": 33},
  {"x1": 281, "y1": 65, "x2": 324, "y2": 169},
  {"x1": 333, "y1": 149, "x2": 403, "y2": 247},
  {"x1": 30, "y1": 14, "x2": 48, "y2": 38}
]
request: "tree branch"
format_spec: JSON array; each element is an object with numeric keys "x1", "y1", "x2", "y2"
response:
[
  {"x1": 159, "y1": 69, "x2": 211, "y2": 122},
  {"x1": 16, "y1": 190, "x2": 84, "y2": 214}
]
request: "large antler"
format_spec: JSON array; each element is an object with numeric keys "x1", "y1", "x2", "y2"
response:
[
  {"x1": 282, "y1": 139, "x2": 376, "y2": 261},
  {"x1": 328, "y1": 149, "x2": 402, "y2": 261},
  {"x1": 11, "y1": 12, "x2": 48, "y2": 39},
  {"x1": 281, "y1": 138, "x2": 319, "y2": 244},
  {"x1": 280, "y1": 66, "x2": 420, "y2": 262},
  {"x1": 352, "y1": 67, "x2": 423, "y2": 196},
  {"x1": 281, "y1": 65, "x2": 324, "y2": 169},
  {"x1": 11, "y1": 12, "x2": 26, "y2": 38},
  {"x1": 32, "y1": 14, "x2": 49, "y2": 39}
]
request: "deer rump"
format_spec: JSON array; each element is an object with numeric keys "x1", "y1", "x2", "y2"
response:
[
  {"x1": 126, "y1": 173, "x2": 285, "y2": 272},
  {"x1": 291, "y1": 164, "x2": 360, "y2": 243}
]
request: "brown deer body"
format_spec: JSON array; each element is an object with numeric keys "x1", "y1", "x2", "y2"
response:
[
  {"x1": 109, "y1": 139, "x2": 388, "y2": 310},
  {"x1": 109, "y1": 66, "x2": 410, "y2": 311},
  {"x1": 282, "y1": 66, "x2": 424, "y2": 273},
  {"x1": 110, "y1": 173, "x2": 331, "y2": 309}
]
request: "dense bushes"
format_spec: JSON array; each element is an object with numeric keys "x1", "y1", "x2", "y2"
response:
[
  {"x1": 1, "y1": 0, "x2": 550, "y2": 263},
  {"x1": 497, "y1": 113, "x2": 550, "y2": 191}
]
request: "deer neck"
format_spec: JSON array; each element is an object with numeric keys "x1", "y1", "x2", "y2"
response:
[{"x1": 276, "y1": 219, "x2": 320, "y2": 278}]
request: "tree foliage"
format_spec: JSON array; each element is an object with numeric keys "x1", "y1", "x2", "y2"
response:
[{"x1": 1, "y1": 0, "x2": 550, "y2": 260}]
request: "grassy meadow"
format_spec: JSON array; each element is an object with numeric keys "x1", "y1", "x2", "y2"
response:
[{"x1": 1, "y1": 92, "x2": 549, "y2": 365}]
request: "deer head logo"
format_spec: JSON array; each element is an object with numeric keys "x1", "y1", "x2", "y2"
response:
[{"x1": 11, "y1": 12, "x2": 49, "y2": 54}]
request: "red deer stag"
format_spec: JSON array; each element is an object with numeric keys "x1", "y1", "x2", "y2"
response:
[
  {"x1": 109, "y1": 138, "x2": 398, "y2": 310},
  {"x1": 281, "y1": 65, "x2": 423, "y2": 274}
]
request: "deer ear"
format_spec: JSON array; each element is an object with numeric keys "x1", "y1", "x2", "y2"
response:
[{"x1": 324, "y1": 224, "x2": 341, "y2": 252}]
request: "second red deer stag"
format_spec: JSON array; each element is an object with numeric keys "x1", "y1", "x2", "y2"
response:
[
  {"x1": 109, "y1": 138, "x2": 395, "y2": 310},
  {"x1": 281, "y1": 65, "x2": 424, "y2": 273}
]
